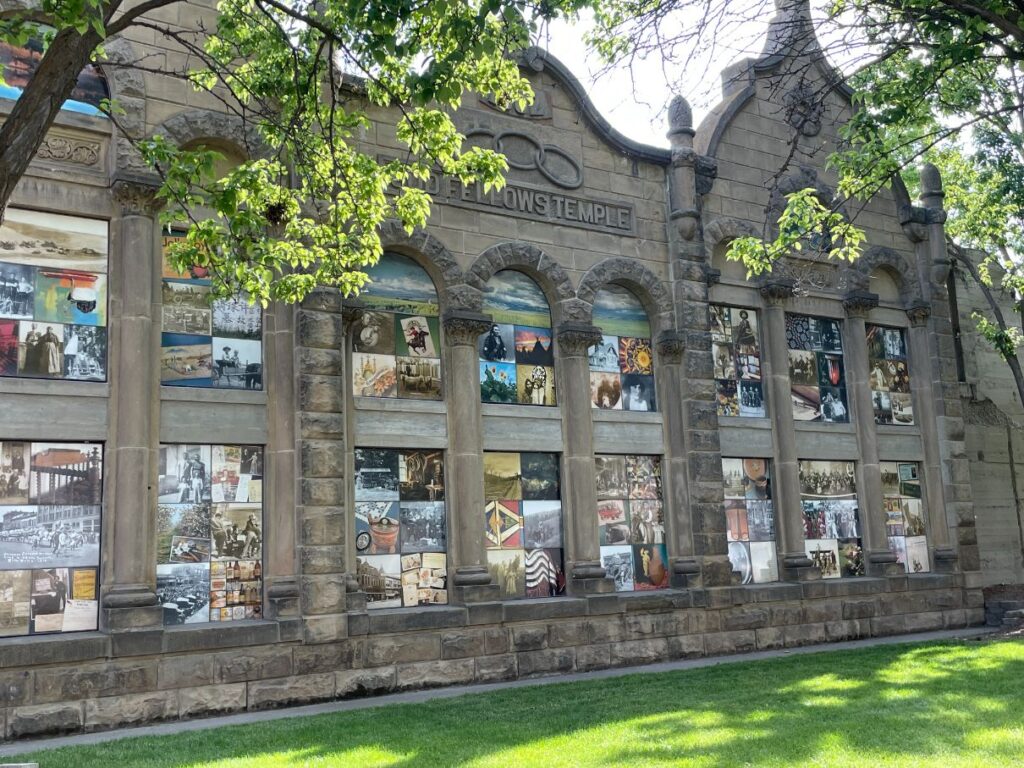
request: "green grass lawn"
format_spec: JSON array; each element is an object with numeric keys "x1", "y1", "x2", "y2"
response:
[{"x1": 18, "y1": 638, "x2": 1024, "y2": 767}]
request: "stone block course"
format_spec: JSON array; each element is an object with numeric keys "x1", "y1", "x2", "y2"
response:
[
  {"x1": 247, "y1": 674, "x2": 336, "y2": 710},
  {"x1": 179, "y1": 683, "x2": 248, "y2": 718},
  {"x1": 397, "y1": 659, "x2": 476, "y2": 690},
  {"x1": 84, "y1": 691, "x2": 178, "y2": 731}
]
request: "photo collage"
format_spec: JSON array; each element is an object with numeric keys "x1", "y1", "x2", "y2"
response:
[
  {"x1": 484, "y1": 452, "x2": 565, "y2": 598},
  {"x1": 588, "y1": 286, "x2": 656, "y2": 411},
  {"x1": 355, "y1": 448, "x2": 447, "y2": 608},
  {"x1": 351, "y1": 252, "x2": 442, "y2": 400},
  {"x1": 0, "y1": 208, "x2": 108, "y2": 382},
  {"x1": 799, "y1": 459, "x2": 863, "y2": 578},
  {"x1": 722, "y1": 457, "x2": 778, "y2": 584},
  {"x1": 786, "y1": 314, "x2": 849, "y2": 422},
  {"x1": 596, "y1": 454, "x2": 669, "y2": 591},
  {"x1": 866, "y1": 325, "x2": 914, "y2": 425},
  {"x1": 160, "y1": 234, "x2": 263, "y2": 389},
  {"x1": 156, "y1": 444, "x2": 264, "y2": 624},
  {"x1": 479, "y1": 270, "x2": 556, "y2": 406},
  {"x1": 0, "y1": 441, "x2": 103, "y2": 636},
  {"x1": 711, "y1": 305, "x2": 764, "y2": 417},
  {"x1": 882, "y1": 461, "x2": 930, "y2": 573}
]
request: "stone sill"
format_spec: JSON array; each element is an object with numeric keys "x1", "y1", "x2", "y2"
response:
[
  {"x1": 0, "y1": 378, "x2": 109, "y2": 398},
  {"x1": 0, "y1": 631, "x2": 109, "y2": 669},
  {"x1": 718, "y1": 415, "x2": 771, "y2": 430},
  {"x1": 354, "y1": 397, "x2": 447, "y2": 414},
  {"x1": 162, "y1": 619, "x2": 282, "y2": 653},
  {"x1": 877, "y1": 424, "x2": 922, "y2": 437},
  {"x1": 591, "y1": 410, "x2": 663, "y2": 426},
  {"x1": 793, "y1": 421, "x2": 857, "y2": 436},
  {"x1": 161, "y1": 386, "x2": 267, "y2": 406},
  {"x1": 481, "y1": 403, "x2": 562, "y2": 419}
]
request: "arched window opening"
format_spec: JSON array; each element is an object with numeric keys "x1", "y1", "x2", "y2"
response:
[{"x1": 589, "y1": 285, "x2": 656, "y2": 412}]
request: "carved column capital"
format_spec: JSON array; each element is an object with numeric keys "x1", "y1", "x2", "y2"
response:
[
  {"x1": 842, "y1": 289, "x2": 879, "y2": 318},
  {"x1": 758, "y1": 277, "x2": 796, "y2": 306},
  {"x1": 656, "y1": 329, "x2": 685, "y2": 364},
  {"x1": 112, "y1": 176, "x2": 162, "y2": 216},
  {"x1": 555, "y1": 322, "x2": 603, "y2": 357},
  {"x1": 442, "y1": 310, "x2": 493, "y2": 346},
  {"x1": 905, "y1": 300, "x2": 931, "y2": 327}
]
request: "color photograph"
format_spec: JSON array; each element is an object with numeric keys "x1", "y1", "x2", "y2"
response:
[
  {"x1": 619, "y1": 337, "x2": 653, "y2": 375},
  {"x1": 0, "y1": 320, "x2": 17, "y2": 375},
  {"x1": 359, "y1": 253, "x2": 439, "y2": 316},
  {"x1": 358, "y1": 502, "x2": 400, "y2": 554},
  {"x1": 156, "y1": 503, "x2": 211, "y2": 563},
  {"x1": 480, "y1": 361, "x2": 517, "y2": 403},
  {"x1": 514, "y1": 326, "x2": 554, "y2": 365},
  {"x1": 633, "y1": 543, "x2": 669, "y2": 589},
  {"x1": 716, "y1": 379, "x2": 739, "y2": 416},
  {"x1": 521, "y1": 452, "x2": 560, "y2": 500},
  {"x1": 38, "y1": 269, "x2": 110, "y2": 328},
  {"x1": 487, "y1": 549, "x2": 525, "y2": 598},
  {"x1": 481, "y1": 270, "x2": 550, "y2": 327},
  {"x1": 592, "y1": 285, "x2": 651, "y2": 338},
  {"x1": 160, "y1": 334, "x2": 213, "y2": 386},
  {"x1": 484, "y1": 453, "x2": 522, "y2": 499},
  {"x1": 627, "y1": 455, "x2": 662, "y2": 500}
]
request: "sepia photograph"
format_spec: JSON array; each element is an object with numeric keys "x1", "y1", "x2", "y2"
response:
[
  {"x1": 357, "y1": 554, "x2": 402, "y2": 608},
  {"x1": 806, "y1": 538, "x2": 841, "y2": 579},
  {"x1": 18, "y1": 321, "x2": 63, "y2": 377},
  {"x1": 595, "y1": 455, "x2": 627, "y2": 499},
  {"x1": 30, "y1": 442, "x2": 102, "y2": 505},
  {"x1": 162, "y1": 300, "x2": 211, "y2": 336},
  {"x1": 0, "y1": 569, "x2": 30, "y2": 637},
  {"x1": 712, "y1": 341, "x2": 736, "y2": 379},
  {"x1": 396, "y1": 356, "x2": 442, "y2": 400},
  {"x1": 487, "y1": 549, "x2": 525, "y2": 599},
  {"x1": 399, "y1": 450, "x2": 445, "y2": 501},
  {"x1": 210, "y1": 504, "x2": 261, "y2": 561},
  {"x1": 591, "y1": 370, "x2": 623, "y2": 409},
  {"x1": 516, "y1": 363, "x2": 556, "y2": 406},
  {"x1": 484, "y1": 452, "x2": 522, "y2": 500},
  {"x1": 353, "y1": 310, "x2": 397, "y2": 355}
]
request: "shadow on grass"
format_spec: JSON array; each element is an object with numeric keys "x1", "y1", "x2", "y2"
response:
[{"x1": 20, "y1": 639, "x2": 1024, "y2": 768}]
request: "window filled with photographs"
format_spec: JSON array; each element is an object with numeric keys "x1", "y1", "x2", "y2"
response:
[
  {"x1": 355, "y1": 448, "x2": 447, "y2": 607},
  {"x1": 786, "y1": 314, "x2": 848, "y2": 422},
  {"x1": 882, "y1": 461, "x2": 929, "y2": 573},
  {"x1": 156, "y1": 444, "x2": 264, "y2": 624},
  {"x1": 1, "y1": 38, "x2": 109, "y2": 116},
  {"x1": 722, "y1": 457, "x2": 778, "y2": 584},
  {"x1": 484, "y1": 452, "x2": 565, "y2": 598},
  {"x1": 866, "y1": 325, "x2": 914, "y2": 425},
  {"x1": 710, "y1": 305, "x2": 764, "y2": 417},
  {"x1": 596, "y1": 455, "x2": 669, "y2": 591},
  {"x1": 588, "y1": 286, "x2": 656, "y2": 411},
  {"x1": 479, "y1": 271, "x2": 556, "y2": 406},
  {"x1": 799, "y1": 460, "x2": 863, "y2": 579},
  {"x1": 0, "y1": 209, "x2": 108, "y2": 382},
  {"x1": 352, "y1": 252, "x2": 442, "y2": 400},
  {"x1": 160, "y1": 234, "x2": 263, "y2": 389},
  {"x1": 0, "y1": 441, "x2": 102, "y2": 637}
]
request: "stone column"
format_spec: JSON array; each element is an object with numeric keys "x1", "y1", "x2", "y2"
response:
[
  {"x1": 296, "y1": 288, "x2": 348, "y2": 643},
  {"x1": 906, "y1": 301, "x2": 956, "y2": 568},
  {"x1": 759, "y1": 279, "x2": 815, "y2": 578},
  {"x1": 442, "y1": 310, "x2": 500, "y2": 602},
  {"x1": 102, "y1": 178, "x2": 162, "y2": 630},
  {"x1": 555, "y1": 322, "x2": 613, "y2": 593},
  {"x1": 656, "y1": 330, "x2": 700, "y2": 585},
  {"x1": 843, "y1": 290, "x2": 900, "y2": 576},
  {"x1": 264, "y1": 298, "x2": 299, "y2": 618}
]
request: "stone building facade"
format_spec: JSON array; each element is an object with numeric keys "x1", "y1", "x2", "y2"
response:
[{"x1": 0, "y1": 0, "x2": 1015, "y2": 740}]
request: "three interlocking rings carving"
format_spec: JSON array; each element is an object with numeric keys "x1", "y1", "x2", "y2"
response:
[{"x1": 466, "y1": 130, "x2": 583, "y2": 190}]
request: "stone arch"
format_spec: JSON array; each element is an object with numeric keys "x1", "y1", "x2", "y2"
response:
[
  {"x1": 843, "y1": 246, "x2": 922, "y2": 304},
  {"x1": 151, "y1": 109, "x2": 268, "y2": 162},
  {"x1": 703, "y1": 216, "x2": 760, "y2": 257},
  {"x1": 468, "y1": 241, "x2": 576, "y2": 322},
  {"x1": 377, "y1": 220, "x2": 468, "y2": 310},
  {"x1": 90, "y1": 37, "x2": 148, "y2": 172},
  {"x1": 576, "y1": 257, "x2": 675, "y2": 334}
]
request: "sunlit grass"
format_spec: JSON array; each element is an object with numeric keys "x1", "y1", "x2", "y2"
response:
[{"x1": 16, "y1": 638, "x2": 1024, "y2": 768}]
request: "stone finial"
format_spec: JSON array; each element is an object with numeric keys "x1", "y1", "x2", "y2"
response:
[
  {"x1": 555, "y1": 322, "x2": 603, "y2": 357},
  {"x1": 758, "y1": 277, "x2": 797, "y2": 305},
  {"x1": 442, "y1": 310, "x2": 493, "y2": 346},
  {"x1": 905, "y1": 300, "x2": 931, "y2": 327},
  {"x1": 667, "y1": 95, "x2": 694, "y2": 139},
  {"x1": 921, "y1": 163, "x2": 944, "y2": 201},
  {"x1": 842, "y1": 289, "x2": 879, "y2": 318},
  {"x1": 765, "y1": 0, "x2": 814, "y2": 57}
]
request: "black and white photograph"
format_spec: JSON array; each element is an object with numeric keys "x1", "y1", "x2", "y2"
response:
[
  {"x1": 18, "y1": 321, "x2": 63, "y2": 377},
  {"x1": 399, "y1": 501, "x2": 446, "y2": 552},
  {"x1": 156, "y1": 562, "x2": 210, "y2": 624},
  {"x1": 884, "y1": 328, "x2": 906, "y2": 358},
  {"x1": 399, "y1": 450, "x2": 445, "y2": 501},
  {"x1": 785, "y1": 313, "x2": 816, "y2": 350},
  {"x1": 788, "y1": 350, "x2": 817, "y2": 387},
  {"x1": 29, "y1": 567, "x2": 71, "y2": 633},
  {"x1": 591, "y1": 370, "x2": 623, "y2": 409},
  {"x1": 621, "y1": 374, "x2": 655, "y2": 411},
  {"x1": 157, "y1": 503, "x2": 210, "y2": 563},
  {"x1": 595, "y1": 455, "x2": 627, "y2": 500},
  {"x1": 820, "y1": 387, "x2": 849, "y2": 423},
  {"x1": 478, "y1": 323, "x2": 515, "y2": 363},
  {"x1": 738, "y1": 381, "x2": 765, "y2": 417},
  {"x1": 0, "y1": 569, "x2": 30, "y2": 637},
  {"x1": 353, "y1": 310, "x2": 397, "y2": 355},
  {"x1": 169, "y1": 535, "x2": 211, "y2": 563},
  {"x1": 799, "y1": 460, "x2": 857, "y2": 499},
  {"x1": 712, "y1": 341, "x2": 736, "y2": 379},
  {"x1": 873, "y1": 390, "x2": 893, "y2": 424},
  {"x1": 355, "y1": 449, "x2": 400, "y2": 500},
  {"x1": 210, "y1": 504, "x2": 261, "y2": 560},
  {"x1": 627, "y1": 454, "x2": 662, "y2": 500},
  {"x1": 29, "y1": 443, "x2": 102, "y2": 505},
  {"x1": 240, "y1": 446, "x2": 263, "y2": 478},
  {"x1": 749, "y1": 541, "x2": 779, "y2": 583},
  {"x1": 746, "y1": 499, "x2": 775, "y2": 541},
  {"x1": 0, "y1": 441, "x2": 29, "y2": 504},
  {"x1": 212, "y1": 337, "x2": 262, "y2": 390},
  {"x1": 212, "y1": 296, "x2": 261, "y2": 340},
  {"x1": 522, "y1": 500, "x2": 563, "y2": 549},
  {"x1": 711, "y1": 304, "x2": 731, "y2": 341},
  {"x1": 905, "y1": 536, "x2": 929, "y2": 573},
  {"x1": 162, "y1": 299, "x2": 211, "y2": 335},
  {"x1": 588, "y1": 334, "x2": 620, "y2": 372},
  {"x1": 396, "y1": 356, "x2": 442, "y2": 400},
  {"x1": 600, "y1": 545, "x2": 633, "y2": 591},
  {"x1": 62, "y1": 325, "x2": 106, "y2": 381},
  {"x1": 728, "y1": 541, "x2": 752, "y2": 584},
  {"x1": 0, "y1": 261, "x2": 34, "y2": 320},
  {"x1": 630, "y1": 500, "x2": 664, "y2": 544},
  {"x1": 0, "y1": 505, "x2": 101, "y2": 569},
  {"x1": 805, "y1": 538, "x2": 841, "y2": 578},
  {"x1": 721, "y1": 458, "x2": 746, "y2": 499},
  {"x1": 158, "y1": 444, "x2": 211, "y2": 503},
  {"x1": 891, "y1": 392, "x2": 914, "y2": 425}
]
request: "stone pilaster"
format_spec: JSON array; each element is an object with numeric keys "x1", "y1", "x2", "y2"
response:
[
  {"x1": 656, "y1": 331, "x2": 699, "y2": 585},
  {"x1": 555, "y1": 322, "x2": 613, "y2": 593},
  {"x1": 759, "y1": 278, "x2": 815, "y2": 579},
  {"x1": 296, "y1": 288, "x2": 348, "y2": 643},
  {"x1": 102, "y1": 177, "x2": 162, "y2": 630},
  {"x1": 843, "y1": 290, "x2": 899, "y2": 575},
  {"x1": 442, "y1": 310, "x2": 500, "y2": 602}
]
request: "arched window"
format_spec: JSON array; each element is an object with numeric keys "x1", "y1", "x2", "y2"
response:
[
  {"x1": 352, "y1": 252, "x2": 442, "y2": 400},
  {"x1": 589, "y1": 285, "x2": 656, "y2": 412},
  {"x1": 0, "y1": 39, "x2": 109, "y2": 116},
  {"x1": 478, "y1": 270, "x2": 554, "y2": 406}
]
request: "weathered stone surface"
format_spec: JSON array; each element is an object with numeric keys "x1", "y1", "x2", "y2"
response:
[
  {"x1": 215, "y1": 647, "x2": 293, "y2": 684},
  {"x1": 293, "y1": 642, "x2": 354, "y2": 675},
  {"x1": 517, "y1": 648, "x2": 576, "y2": 677},
  {"x1": 0, "y1": 670, "x2": 32, "y2": 707},
  {"x1": 703, "y1": 631, "x2": 757, "y2": 656},
  {"x1": 397, "y1": 659, "x2": 476, "y2": 690},
  {"x1": 159, "y1": 654, "x2": 216, "y2": 689},
  {"x1": 178, "y1": 684, "x2": 247, "y2": 718},
  {"x1": 34, "y1": 662, "x2": 157, "y2": 704},
  {"x1": 609, "y1": 638, "x2": 669, "y2": 667},
  {"x1": 248, "y1": 674, "x2": 336, "y2": 710},
  {"x1": 84, "y1": 691, "x2": 178, "y2": 731},
  {"x1": 8, "y1": 702, "x2": 83, "y2": 739},
  {"x1": 441, "y1": 628, "x2": 509, "y2": 659},
  {"x1": 511, "y1": 626, "x2": 548, "y2": 652},
  {"x1": 366, "y1": 634, "x2": 441, "y2": 666},
  {"x1": 336, "y1": 667, "x2": 397, "y2": 697}
]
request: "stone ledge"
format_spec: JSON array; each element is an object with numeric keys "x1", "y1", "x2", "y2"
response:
[
  {"x1": 366, "y1": 607, "x2": 467, "y2": 634},
  {"x1": 0, "y1": 633, "x2": 108, "y2": 670},
  {"x1": 163, "y1": 620, "x2": 282, "y2": 654},
  {"x1": 503, "y1": 597, "x2": 588, "y2": 622},
  {"x1": 619, "y1": 590, "x2": 693, "y2": 612}
]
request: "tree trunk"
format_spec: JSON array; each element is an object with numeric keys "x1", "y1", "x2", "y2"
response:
[{"x1": 0, "y1": 26, "x2": 105, "y2": 217}]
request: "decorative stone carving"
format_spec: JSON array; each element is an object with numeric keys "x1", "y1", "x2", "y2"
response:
[
  {"x1": 758, "y1": 277, "x2": 797, "y2": 305},
  {"x1": 555, "y1": 323, "x2": 602, "y2": 356},
  {"x1": 842, "y1": 289, "x2": 879, "y2": 317},
  {"x1": 906, "y1": 300, "x2": 931, "y2": 327},
  {"x1": 771, "y1": 258, "x2": 844, "y2": 293},
  {"x1": 378, "y1": 218, "x2": 465, "y2": 289},
  {"x1": 468, "y1": 242, "x2": 575, "y2": 304},
  {"x1": 442, "y1": 310, "x2": 493, "y2": 346},
  {"x1": 656, "y1": 330, "x2": 685, "y2": 364},
  {"x1": 667, "y1": 95, "x2": 694, "y2": 136},
  {"x1": 784, "y1": 83, "x2": 824, "y2": 137},
  {"x1": 464, "y1": 129, "x2": 583, "y2": 190},
  {"x1": 576, "y1": 258, "x2": 675, "y2": 321},
  {"x1": 112, "y1": 177, "x2": 162, "y2": 216},
  {"x1": 37, "y1": 137, "x2": 100, "y2": 166},
  {"x1": 479, "y1": 90, "x2": 552, "y2": 120}
]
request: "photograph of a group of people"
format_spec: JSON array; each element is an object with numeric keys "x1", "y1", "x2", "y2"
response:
[
  {"x1": 787, "y1": 313, "x2": 849, "y2": 423},
  {"x1": 711, "y1": 304, "x2": 765, "y2": 418},
  {"x1": 722, "y1": 457, "x2": 778, "y2": 584},
  {"x1": 160, "y1": 235, "x2": 263, "y2": 389},
  {"x1": 354, "y1": 448, "x2": 449, "y2": 608},
  {"x1": 597, "y1": 454, "x2": 670, "y2": 592},
  {"x1": 867, "y1": 324, "x2": 914, "y2": 425},
  {"x1": 483, "y1": 451, "x2": 566, "y2": 598},
  {"x1": 478, "y1": 270, "x2": 556, "y2": 406},
  {"x1": 800, "y1": 460, "x2": 863, "y2": 578},
  {"x1": 0, "y1": 209, "x2": 109, "y2": 381},
  {"x1": 0, "y1": 439, "x2": 103, "y2": 636},
  {"x1": 156, "y1": 443, "x2": 264, "y2": 624},
  {"x1": 882, "y1": 461, "x2": 930, "y2": 573}
]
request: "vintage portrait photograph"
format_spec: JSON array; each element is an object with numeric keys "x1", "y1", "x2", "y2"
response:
[
  {"x1": 0, "y1": 441, "x2": 29, "y2": 504},
  {"x1": 621, "y1": 374, "x2": 655, "y2": 412},
  {"x1": 478, "y1": 323, "x2": 515, "y2": 363},
  {"x1": 591, "y1": 370, "x2": 623, "y2": 409},
  {"x1": 158, "y1": 444, "x2": 211, "y2": 504},
  {"x1": 62, "y1": 325, "x2": 106, "y2": 381},
  {"x1": 0, "y1": 261, "x2": 34, "y2": 320},
  {"x1": 18, "y1": 321, "x2": 63, "y2": 377},
  {"x1": 738, "y1": 381, "x2": 765, "y2": 417},
  {"x1": 353, "y1": 310, "x2": 397, "y2": 355}
]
